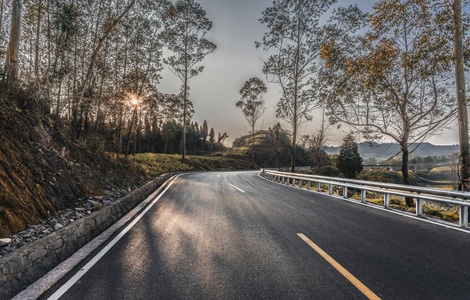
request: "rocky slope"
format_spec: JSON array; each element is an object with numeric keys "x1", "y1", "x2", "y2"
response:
[{"x1": 0, "y1": 97, "x2": 146, "y2": 238}]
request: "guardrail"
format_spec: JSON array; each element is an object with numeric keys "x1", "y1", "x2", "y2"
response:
[{"x1": 261, "y1": 169, "x2": 470, "y2": 229}]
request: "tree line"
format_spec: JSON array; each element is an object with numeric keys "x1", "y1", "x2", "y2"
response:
[
  {"x1": 1, "y1": 0, "x2": 220, "y2": 159},
  {"x1": 2, "y1": 0, "x2": 470, "y2": 190}
]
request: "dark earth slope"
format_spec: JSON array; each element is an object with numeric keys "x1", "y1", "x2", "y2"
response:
[{"x1": 0, "y1": 95, "x2": 145, "y2": 237}]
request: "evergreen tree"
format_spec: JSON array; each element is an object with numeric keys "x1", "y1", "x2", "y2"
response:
[{"x1": 337, "y1": 133, "x2": 363, "y2": 179}]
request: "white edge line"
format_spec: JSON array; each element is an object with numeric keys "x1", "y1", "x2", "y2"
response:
[
  {"x1": 229, "y1": 183, "x2": 245, "y2": 193},
  {"x1": 44, "y1": 174, "x2": 180, "y2": 300}
]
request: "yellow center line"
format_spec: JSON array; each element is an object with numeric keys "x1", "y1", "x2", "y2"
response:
[{"x1": 297, "y1": 233, "x2": 381, "y2": 300}]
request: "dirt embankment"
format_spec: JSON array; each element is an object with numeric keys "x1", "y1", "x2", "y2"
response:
[{"x1": 0, "y1": 98, "x2": 145, "y2": 237}]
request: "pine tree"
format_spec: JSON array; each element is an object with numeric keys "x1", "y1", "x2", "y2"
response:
[{"x1": 337, "y1": 133, "x2": 363, "y2": 179}]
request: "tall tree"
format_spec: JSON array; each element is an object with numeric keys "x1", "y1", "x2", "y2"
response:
[
  {"x1": 256, "y1": 0, "x2": 334, "y2": 172},
  {"x1": 0, "y1": 0, "x2": 4, "y2": 40},
  {"x1": 209, "y1": 127, "x2": 215, "y2": 144},
  {"x1": 236, "y1": 77, "x2": 267, "y2": 168},
  {"x1": 161, "y1": 0, "x2": 216, "y2": 162},
  {"x1": 452, "y1": 0, "x2": 470, "y2": 190},
  {"x1": 337, "y1": 133, "x2": 363, "y2": 179},
  {"x1": 201, "y1": 119, "x2": 208, "y2": 149},
  {"x1": 34, "y1": 0, "x2": 42, "y2": 77},
  {"x1": 320, "y1": 1, "x2": 456, "y2": 204},
  {"x1": 4, "y1": 0, "x2": 22, "y2": 88}
]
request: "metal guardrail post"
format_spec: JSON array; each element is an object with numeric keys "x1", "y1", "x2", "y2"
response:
[
  {"x1": 460, "y1": 206, "x2": 468, "y2": 228},
  {"x1": 416, "y1": 198, "x2": 423, "y2": 217},
  {"x1": 343, "y1": 186, "x2": 348, "y2": 199},
  {"x1": 328, "y1": 184, "x2": 333, "y2": 195},
  {"x1": 299, "y1": 179, "x2": 303, "y2": 188},
  {"x1": 317, "y1": 182, "x2": 321, "y2": 192},
  {"x1": 307, "y1": 181, "x2": 311, "y2": 190},
  {"x1": 361, "y1": 190, "x2": 367, "y2": 203},
  {"x1": 384, "y1": 193, "x2": 390, "y2": 209}
]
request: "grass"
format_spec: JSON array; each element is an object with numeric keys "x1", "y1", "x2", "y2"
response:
[
  {"x1": 124, "y1": 152, "x2": 253, "y2": 177},
  {"x1": 430, "y1": 166, "x2": 453, "y2": 172},
  {"x1": 128, "y1": 153, "x2": 193, "y2": 176}
]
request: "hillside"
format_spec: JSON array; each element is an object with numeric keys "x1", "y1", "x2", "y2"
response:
[
  {"x1": 0, "y1": 95, "x2": 254, "y2": 238},
  {"x1": 323, "y1": 142, "x2": 459, "y2": 160},
  {"x1": 0, "y1": 97, "x2": 147, "y2": 237}
]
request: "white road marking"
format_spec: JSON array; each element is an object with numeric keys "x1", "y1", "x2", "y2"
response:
[
  {"x1": 230, "y1": 183, "x2": 245, "y2": 193},
  {"x1": 47, "y1": 175, "x2": 180, "y2": 300}
]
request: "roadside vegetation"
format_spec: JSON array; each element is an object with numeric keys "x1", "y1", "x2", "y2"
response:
[{"x1": 127, "y1": 151, "x2": 253, "y2": 177}]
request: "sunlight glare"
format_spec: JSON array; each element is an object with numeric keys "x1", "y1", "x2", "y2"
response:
[{"x1": 131, "y1": 96, "x2": 138, "y2": 106}]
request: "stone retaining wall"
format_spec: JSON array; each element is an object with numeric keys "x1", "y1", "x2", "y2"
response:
[{"x1": 0, "y1": 174, "x2": 171, "y2": 299}]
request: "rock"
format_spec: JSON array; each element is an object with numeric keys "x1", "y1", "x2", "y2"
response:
[
  {"x1": 0, "y1": 176, "x2": 150, "y2": 256},
  {"x1": 0, "y1": 238, "x2": 11, "y2": 247}
]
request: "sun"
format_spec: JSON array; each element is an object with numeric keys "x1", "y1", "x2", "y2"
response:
[{"x1": 130, "y1": 95, "x2": 139, "y2": 106}]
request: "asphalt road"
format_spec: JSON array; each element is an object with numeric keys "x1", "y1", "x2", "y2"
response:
[{"x1": 40, "y1": 171, "x2": 470, "y2": 299}]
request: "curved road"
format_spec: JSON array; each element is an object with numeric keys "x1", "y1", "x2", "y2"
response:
[{"x1": 39, "y1": 171, "x2": 470, "y2": 299}]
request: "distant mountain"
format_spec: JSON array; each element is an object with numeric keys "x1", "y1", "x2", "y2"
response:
[{"x1": 323, "y1": 142, "x2": 459, "y2": 160}]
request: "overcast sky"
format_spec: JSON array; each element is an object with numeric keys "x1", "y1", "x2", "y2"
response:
[{"x1": 158, "y1": 0, "x2": 460, "y2": 147}]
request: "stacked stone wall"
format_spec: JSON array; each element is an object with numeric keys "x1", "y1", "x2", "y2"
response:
[{"x1": 0, "y1": 174, "x2": 171, "y2": 299}]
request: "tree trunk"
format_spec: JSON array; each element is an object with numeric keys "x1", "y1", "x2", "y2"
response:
[
  {"x1": 252, "y1": 124, "x2": 255, "y2": 168},
  {"x1": 291, "y1": 74, "x2": 298, "y2": 172},
  {"x1": 182, "y1": 76, "x2": 188, "y2": 163},
  {"x1": 453, "y1": 0, "x2": 470, "y2": 191},
  {"x1": 5, "y1": 0, "x2": 22, "y2": 88},
  {"x1": 0, "y1": 1, "x2": 4, "y2": 40},
  {"x1": 291, "y1": 18, "x2": 302, "y2": 173},
  {"x1": 34, "y1": 0, "x2": 42, "y2": 78},
  {"x1": 401, "y1": 143, "x2": 414, "y2": 207},
  {"x1": 125, "y1": 105, "x2": 137, "y2": 157}
]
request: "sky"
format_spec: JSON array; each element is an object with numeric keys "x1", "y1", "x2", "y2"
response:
[{"x1": 158, "y1": 0, "x2": 460, "y2": 147}]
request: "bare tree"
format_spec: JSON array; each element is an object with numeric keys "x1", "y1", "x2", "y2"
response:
[
  {"x1": 308, "y1": 110, "x2": 330, "y2": 174},
  {"x1": 452, "y1": 0, "x2": 470, "y2": 190},
  {"x1": 256, "y1": 0, "x2": 335, "y2": 172},
  {"x1": 309, "y1": 109, "x2": 329, "y2": 151}
]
